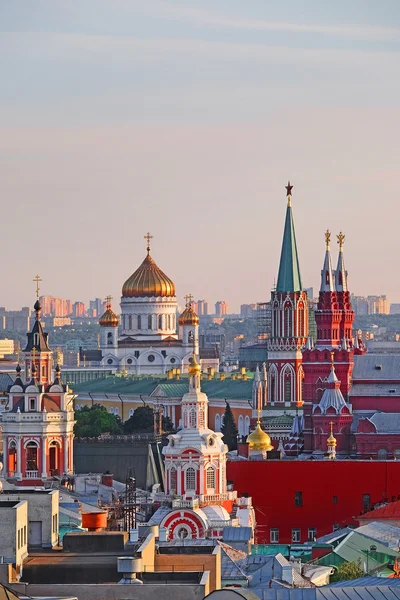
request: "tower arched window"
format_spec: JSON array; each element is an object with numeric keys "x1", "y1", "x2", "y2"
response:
[
  {"x1": 298, "y1": 305, "x2": 305, "y2": 337},
  {"x1": 159, "y1": 315, "x2": 163, "y2": 330},
  {"x1": 270, "y1": 371, "x2": 276, "y2": 403},
  {"x1": 186, "y1": 467, "x2": 196, "y2": 490},
  {"x1": 215, "y1": 414, "x2": 221, "y2": 432},
  {"x1": 274, "y1": 309, "x2": 278, "y2": 336},
  {"x1": 137, "y1": 315, "x2": 141, "y2": 330},
  {"x1": 107, "y1": 332, "x2": 113, "y2": 345},
  {"x1": 284, "y1": 376, "x2": 292, "y2": 403},
  {"x1": 285, "y1": 307, "x2": 292, "y2": 337},
  {"x1": 128, "y1": 315, "x2": 132, "y2": 330},
  {"x1": 170, "y1": 467, "x2": 177, "y2": 494},
  {"x1": 148, "y1": 315, "x2": 152, "y2": 330},
  {"x1": 206, "y1": 467, "x2": 215, "y2": 490},
  {"x1": 190, "y1": 409, "x2": 196, "y2": 428},
  {"x1": 238, "y1": 415, "x2": 244, "y2": 437}
]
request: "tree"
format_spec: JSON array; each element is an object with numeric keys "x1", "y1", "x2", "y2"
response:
[
  {"x1": 74, "y1": 404, "x2": 122, "y2": 438},
  {"x1": 123, "y1": 406, "x2": 175, "y2": 434},
  {"x1": 221, "y1": 402, "x2": 238, "y2": 451},
  {"x1": 335, "y1": 559, "x2": 364, "y2": 581}
]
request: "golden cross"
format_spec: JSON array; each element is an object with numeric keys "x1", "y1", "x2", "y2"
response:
[
  {"x1": 325, "y1": 229, "x2": 331, "y2": 250},
  {"x1": 337, "y1": 231, "x2": 345, "y2": 250},
  {"x1": 330, "y1": 351, "x2": 335, "y2": 364},
  {"x1": 33, "y1": 274, "x2": 42, "y2": 298},
  {"x1": 144, "y1": 232, "x2": 153, "y2": 252},
  {"x1": 329, "y1": 421, "x2": 334, "y2": 434},
  {"x1": 105, "y1": 295, "x2": 112, "y2": 306},
  {"x1": 184, "y1": 293, "x2": 194, "y2": 308}
]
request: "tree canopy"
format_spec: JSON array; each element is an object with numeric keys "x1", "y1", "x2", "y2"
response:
[
  {"x1": 221, "y1": 402, "x2": 238, "y2": 451},
  {"x1": 335, "y1": 559, "x2": 364, "y2": 581},
  {"x1": 74, "y1": 404, "x2": 122, "y2": 438},
  {"x1": 123, "y1": 405, "x2": 174, "y2": 434}
]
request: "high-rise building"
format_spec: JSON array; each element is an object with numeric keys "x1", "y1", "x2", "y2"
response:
[
  {"x1": 352, "y1": 295, "x2": 389, "y2": 315},
  {"x1": 240, "y1": 304, "x2": 257, "y2": 318},
  {"x1": 39, "y1": 296, "x2": 72, "y2": 317},
  {"x1": 215, "y1": 301, "x2": 228, "y2": 317},
  {"x1": 390, "y1": 303, "x2": 400, "y2": 315},
  {"x1": 73, "y1": 302, "x2": 86, "y2": 317},
  {"x1": 90, "y1": 298, "x2": 105, "y2": 318},
  {"x1": 197, "y1": 300, "x2": 208, "y2": 316}
]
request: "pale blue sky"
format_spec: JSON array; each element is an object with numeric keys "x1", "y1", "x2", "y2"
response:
[{"x1": 1, "y1": 1, "x2": 400, "y2": 311}]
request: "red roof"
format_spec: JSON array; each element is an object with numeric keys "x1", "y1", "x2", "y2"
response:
[{"x1": 359, "y1": 500, "x2": 400, "y2": 520}]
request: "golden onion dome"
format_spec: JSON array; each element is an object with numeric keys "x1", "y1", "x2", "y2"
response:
[
  {"x1": 247, "y1": 422, "x2": 274, "y2": 452},
  {"x1": 99, "y1": 297, "x2": 119, "y2": 327},
  {"x1": 122, "y1": 251, "x2": 175, "y2": 299},
  {"x1": 188, "y1": 352, "x2": 201, "y2": 375},
  {"x1": 179, "y1": 302, "x2": 199, "y2": 326},
  {"x1": 327, "y1": 432, "x2": 337, "y2": 446}
]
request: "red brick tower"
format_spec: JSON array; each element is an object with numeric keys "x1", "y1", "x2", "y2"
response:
[{"x1": 267, "y1": 183, "x2": 308, "y2": 407}]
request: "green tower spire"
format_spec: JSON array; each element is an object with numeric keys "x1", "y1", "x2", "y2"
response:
[{"x1": 276, "y1": 182, "x2": 303, "y2": 293}]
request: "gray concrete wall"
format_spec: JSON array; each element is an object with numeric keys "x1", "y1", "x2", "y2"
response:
[
  {"x1": 10, "y1": 582, "x2": 207, "y2": 600},
  {"x1": 0, "y1": 501, "x2": 28, "y2": 571},
  {"x1": 74, "y1": 442, "x2": 160, "y2": 489},
  {"x1": 1, "y1": 490, "x2": 59, "y2": 548}
]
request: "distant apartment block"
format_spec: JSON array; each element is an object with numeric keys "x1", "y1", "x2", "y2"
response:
[
  {"x1": 215, "y1": 301, "x2": 228, "y2": 317},
  {"x1": 352, "y1": 295, "x2": 389, "y2": 315},
  {"x1": 40, "y1": 296, "x2": 73, "y2": 317},
  {"x1": 0, "y1": 338, "x2": 15, "y2": 358},
  {"x1": 390, "y1": 303, "x2": 400, "y2": 315},
  {"x1": 240, "y1": 304, "x2": 258, "y2": 318},
  {"x1": 89, "y1": 297, "x2": 105, "y2": 318},
  {"x1": 73, "y1": 302, "x2": 86, "y2": 317},
  {"x1": 197, "y1": 299, "x2": 208, "y2": 316},
  {"x1": 0, "y1": 307, "x2": 32, "y2": 332}
]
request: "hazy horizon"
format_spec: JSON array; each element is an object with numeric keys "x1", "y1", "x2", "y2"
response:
[{"x1": 1, "y1": 1, "x2": 400, "y2": 313}]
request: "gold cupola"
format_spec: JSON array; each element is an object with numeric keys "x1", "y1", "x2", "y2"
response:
[
  {"x1": 179, "y1": 295, "x2": 200, "y2": 326},
  {"x1": 122, "y1": 233, "x2": 176, "y2": 299},
  {"x1": 99, "y1": 296, "x2": 119, "y2": 327},
  {"x1": 327, "y1": 421, "x2": 337, "y2": 447},
  {"x1": 188, "y1": 352, "x2": 201, "y2": 375},
  {"x1": 247, "y1": 421, "x2": 274, "y2": 452}
]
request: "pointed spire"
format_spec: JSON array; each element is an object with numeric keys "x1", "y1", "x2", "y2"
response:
[
  {"x1": 276, "y1": 182, "x2": 302, "y2": 293},
  {"x1": 335, "y1": 232, "x2": 348, "y2": 292},
  {"x1": 320, "y1": 230, "x2": 335, "y2": 293},
  {"x1": 261, "y1": 362, "x2": 267, "y2": 381},
  {"x1": 254, "y1": 364, "x2": 260, "y2": 382}
]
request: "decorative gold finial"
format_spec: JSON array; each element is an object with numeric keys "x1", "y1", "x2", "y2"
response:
[
  {"x1": 330, "y1": 421, "x2": 334, "y2": 434},
  {"x1": 16, "y1": 348, "x2": 21, "y2": 364},
  {"x1": 184, "y1": 293, "x2": 194, "y2": 308},
  {"x1": 285, "y1": 181, "x2": 293, "y2": 206},
  {"x1": 337, "y1": 231, "x2": 345, "y2": 250},
  {"x1": 105, "y1": 295, "x2": 112, "y2": 307},
  {"x1": 331, "y1": 351, "x2": 335, "y2": 364},
  {"x1": 33, "y1": 274, "x2": 42, "y2": 299},
  {"x1": 144, "y1": 232, "x2": 153, "y2": 253},
  {"x1": 325, "y1": 229, "x2": 331, "y2": 250}
]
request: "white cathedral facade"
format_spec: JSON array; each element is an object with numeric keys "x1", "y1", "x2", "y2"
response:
[{"x1": 98, "y1": 236, "x2": 217, "y2": 375}]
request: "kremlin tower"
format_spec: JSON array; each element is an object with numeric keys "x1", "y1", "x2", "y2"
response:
[
  {"x1": 267, "y1": 183, "x2": 308, "y2": 406},
  {"x1": 1, "y1": 293, "x2": 75, "y2": 485}
]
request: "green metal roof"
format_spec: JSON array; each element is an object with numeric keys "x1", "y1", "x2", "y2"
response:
[
  {"x1": 276, "y1": 202, "x2": 303, "y2": 293},
  {"x1": 263, "y1": 414, "x2": 294, "y2": 426}
]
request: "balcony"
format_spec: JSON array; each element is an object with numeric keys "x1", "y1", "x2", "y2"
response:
[
  {"x1": 172, "y1": 498, "x2": 200, "y2": 509},
  {"x1": 25, "y1": 470, "x2": 39, "y2": 479},
  {"x1": 200, "y1": 491, "x2": 237, "y2": 506}
]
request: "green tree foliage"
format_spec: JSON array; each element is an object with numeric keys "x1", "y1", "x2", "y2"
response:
[
  {"x1": 74, "y1": 404, "x2": 122, "y2": 438},
  {"x1": 221, "y1": 402, "x2": 238, "y2": 451},
  {"x1": 123, "y1": 406, "x2": 174, "y2": 434},
  {"x1": 336, "y1": 559, "x2": 364, "y2": 581}
]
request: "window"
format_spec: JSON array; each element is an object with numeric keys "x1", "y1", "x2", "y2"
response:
[
  {"x1": 107, "y1": 332, "x2": 113, "y2": 345},
  {"x1": 114, "y1": 407, "x2": 119, "y2": 415},
  {"x1": 298, "y1": 305, "x2": 305, "y2": 337},
  {"x1": 26, "y1": 441, "x2": 38, "y2": 471},
  {"x1": 270, "y1": 373, "x2": 276, "y2": 403},
  {"x1": 170, "y1": 468, "x2": 177, "y2": 493},
  {"x1": 137, "y1": 315, "x2": 141, "y2": 330},
  {"x1": 29, "y1": 397, "x2": 36, "y2": 411},
  {"x1": 206, "y1": 467, "x2": 215, "y2": 490},
  {"x1": 107, "y1": 359, "x2": 113, "y2": 365},
  {"x1": 158, "y1": 315, "x2": 163, "y2": 330},
  {"x1": 294, "y1": 492, "x2": 303, "y2": 507},
  {"x1": 215, "y1": 414, "x2": 221, "y2": 432},
  {"x1": 134, "y1": 351, "x2": 139, "y2": 358},
  {"x1": 148, "y1": 315, "x2": 152, "y2": 329},
  {"x1": 110, "y1": 407, "x2": 115, "y2": 414},
  {"x1": 333, "y1": 495, "x2": 338, "y2": 504},
  {"x1": 308, "y1": 528, "x2": 317, "y2": 541},
  {"x1": 170, "y1": 357, "x2": 176, "y2": 364},
  {"x1": 362, "y1": 494, "x2": 371, "y2": 511},
  {"x1": 148, "y1": 354, "x2": 155, "y2": 363},
  {"x1": 270, "y1": 528, "x2": 279, "y2": 543},
  {"x1": 292, "y1": 528, "x2": 301, "y2": 543},
  {"x1": 18, "y1": 529, "x2": 20, "y2": 550},
  {"x1": 285, "y1": 307, "x2": 292, "y2": 337},
  {"x1": 186, "y1": 467, "x2": 196, "y2": 490},
  {"x1": 378, "y1": 448, "x2": 388, "y2": 460},
  {"x1": 190, "y1": 409, "x2": 196, "y2": 428},
  {"x1": 127, "y1": 358, "x2": 133, "y2": 364},
  {"x1": 284, "y1": 377, "x2": 292, "y2": 403}
]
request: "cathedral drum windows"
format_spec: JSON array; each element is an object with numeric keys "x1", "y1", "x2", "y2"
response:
[
  {"x1": 206, "y1": 467, "x2": 216, "y2": 491},
  {"x1": 185, "y1": 467, "x2": 196, "y2": 491}
]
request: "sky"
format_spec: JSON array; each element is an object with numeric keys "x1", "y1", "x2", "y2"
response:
[{"x1": 1, "y1": 1, "x2": 400, "y2": 312}]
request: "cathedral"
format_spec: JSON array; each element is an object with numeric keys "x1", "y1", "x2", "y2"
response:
[{"x1": 98, "y1": 234, "x2": 218, "y2": 374}]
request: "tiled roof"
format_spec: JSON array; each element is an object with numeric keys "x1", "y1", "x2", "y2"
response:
[
  {"x1": 359, "y1": 501, "x2": 400, "y2": 521},
  {"x1": 370, "y1": 413, "x2": 400, "y2": 433},
  {"x1": 276, "y1": 201, "x2": 302, "y2": 293}
]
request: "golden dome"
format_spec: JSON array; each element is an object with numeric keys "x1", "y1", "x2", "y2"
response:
[
  {"x1": 99, "y1": 297, "x2": 119, "y2": 327},
  {"x1": 327, "y1": 422, "x2": 337, "y2": 446},
  {"x1": 179, "y1": 302, "x2": 199, "y2": 326},
  {"x1": 122, "y1": 251, "x2": 175, "y2": 298},
  {"x1": 188, "y1": 352, "x2": 201, "y2": 375},
  {"x1": 247, "y1": 422, "x2": 274, "y2": 452}
]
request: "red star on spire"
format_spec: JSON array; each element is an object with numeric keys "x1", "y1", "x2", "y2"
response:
[{"x1": 285, "y1": 181, "x2": 293, "y2": 196}]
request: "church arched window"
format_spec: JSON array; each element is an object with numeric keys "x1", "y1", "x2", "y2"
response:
[
  {"x1": 137, "y1": 315, "x2": 141, "y2": 330},
  {"x1": 186, "y1": 467, "x2": 196, "y2": 490},
  {"x1": 244, "y1": 415, "x2": 250, "y2": 436},
  {"x1": 170, "y1": 467, "x2": 177, "y2": 494},
  {"x1": 284, "y1": 376, "x2": 292, "y2": 403},
  {"x1": 206, "y1": 467, "x2": 215, "y2": 490},
  {"x1": 107, "y1": 332, "x2": 113, "y2": 345},
  {"x1": 215, "y1": 414, "x2": 221, "y2": 432},
  {"x1": 159, "y1": 315, "x2": 163, "y2": 330},
  {"x1": 148, "y1": 315, "x2": 152, "y2": 330},
  {"x1": 238, "y1": 415, "x2": 244, "y2": 437},
  {"x1": 190, "y1": 409, "x2": 196, "y2": 428}
]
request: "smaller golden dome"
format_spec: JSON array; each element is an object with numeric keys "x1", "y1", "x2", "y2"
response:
[
  {"x1": 179, "y1": 302, "x2": 199, "y2": 326},
  {"x1": 247, "y1": 422, "x2": 274, "y2": 452},
  {"x1": 327, "y1": 432, "x2": 337, "y2": 446},
  {"x1": 188, "y1": 352, "x2": 201, "y2": 375},
  {"x1": 99, "y1": 297, "x2": 119, "y2": 327}
]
